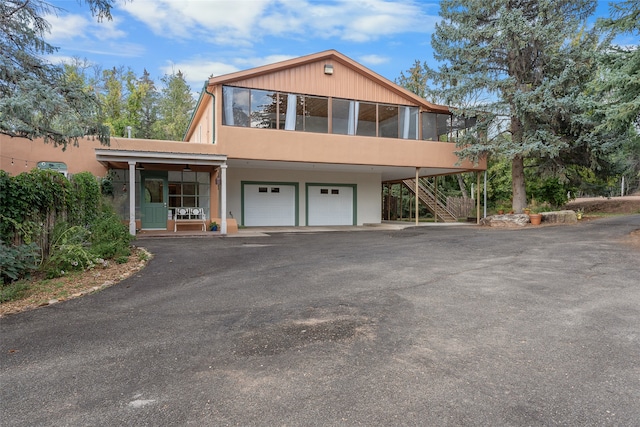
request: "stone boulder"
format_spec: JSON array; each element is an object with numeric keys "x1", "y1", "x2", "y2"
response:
[
  {"x1": 541, "y1": 210, "x2": 577, "y2": 224},
  {"x1": 480, "y1": 214, "x2": 530, "y2": 227}
]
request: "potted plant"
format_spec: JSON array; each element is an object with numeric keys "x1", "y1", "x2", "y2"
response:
[
  {"x1": 209, "y1": 221, "x2": 218, "y2": 231},
  {"x1": 528, "y1": 208, "x2": 542, "y2": 225}
]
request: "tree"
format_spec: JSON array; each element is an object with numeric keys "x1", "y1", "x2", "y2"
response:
[
  {"x1": 396, "y1": 60, "x2": 429, "y2": 99},
  {"x1": 154, "y1": 71, "x2": 195, "y2": 141},
  {"x1": 136, "y1": 69, "x2": 159, "y2": 139},
  {"x1": 594, "y1": 0, "x2": 640, "y2": 193},
  {"x1": 0, "y1": 0, "x2": 117, "y2": 148},
  {"x1": 424, "y1": 0, "x2": 609, "y2": 212}
]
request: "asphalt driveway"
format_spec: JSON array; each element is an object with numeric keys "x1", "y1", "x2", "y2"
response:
[{"x1": 2, "y1": 216, "x2": 640, "y2": 426}]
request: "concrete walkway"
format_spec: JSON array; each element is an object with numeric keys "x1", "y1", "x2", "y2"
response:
[{"x1": 137, "y1": 220, "x2": 475, "y2": 239}]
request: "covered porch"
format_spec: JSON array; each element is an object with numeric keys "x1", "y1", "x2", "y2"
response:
[{"x1": 95, "y1": 149, "x2": 231, "y2": 235}]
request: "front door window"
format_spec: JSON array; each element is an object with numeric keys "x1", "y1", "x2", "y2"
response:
[{"x1": 144, "y1": 178, "x2": 164, "y2": 203}]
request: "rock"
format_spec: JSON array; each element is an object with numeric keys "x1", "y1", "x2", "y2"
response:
[
  {"x1": 480, "y1": 214, "x2": 530, "y2": 227},
  {"x1": 541, "y1": 210, "x2": 577, "y2": 224}
]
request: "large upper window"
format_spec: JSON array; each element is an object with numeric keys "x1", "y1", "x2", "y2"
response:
[
  {"x1": 250, "y1": 90, "x2": 278, "y2": 129},
  {"x1": 400, "y1": 106, "x2": 419, "y2": 140},
  {"x1": 356, "y1": 102, "x2": 377, "y2": 137},
  {"x1": 222, "y1": 85, "x2": 460, "y2": 141},
  {"x1": 303, "y1": 96, "x2": 328, "y2": 133},
  {"x1": 331, "y1": 99, "x2": 375, "y2": 136},
  {"x1": 422, "y1": 112, "x2": 453, "y2": 141},
  {"x1": 379, "y1": 105, "x2": 399, "y2": 138},
  {"x1": 223, "y1": 86, "x2": 250, "y2": 127}
]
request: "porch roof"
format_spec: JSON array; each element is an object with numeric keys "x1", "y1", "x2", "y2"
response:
[{"x1": 95, "y1": 149, "x2": 227, "y2": 170}]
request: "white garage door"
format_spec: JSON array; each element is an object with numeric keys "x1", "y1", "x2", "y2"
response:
[
  {"x1": 244, "y1": 184, "x2": 296, "y2": 226},
  {"x1": 308, "y1": 185, "x2": 354, "y2": 226}
]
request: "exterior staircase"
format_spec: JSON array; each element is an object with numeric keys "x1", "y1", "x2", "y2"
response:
[{"x1": 402, "y1": 178, "x2": 458, "y2": 222}]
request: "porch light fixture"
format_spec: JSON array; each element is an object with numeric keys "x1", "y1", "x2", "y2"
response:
[
  {"x1": 183, "y1": 164, "x2": 192, "y2": 172},
  {"x1": 324, "y1": 64, "x2": 334, "y2": 75}
]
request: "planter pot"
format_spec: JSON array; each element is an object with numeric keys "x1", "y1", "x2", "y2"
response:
[{"x1": 529, "y1": 213, "x2": 542, "y2": 225}]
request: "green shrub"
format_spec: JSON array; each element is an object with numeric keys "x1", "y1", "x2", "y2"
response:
[
  {"x1": 0, "y1": 281, "x2": 30, "y2": 303},
  {"x1": 42, "y1": 223, "x2": 95, "y2": 279},
  {"x1": 89, "y1": 206, "x2": 133, "y2": 259},
  {"x1": 0, "y1": 241, "x2": 40, "y2": 285},
  {"x1": 116, "y1": 255, "x2": 129, "y2": 264}
]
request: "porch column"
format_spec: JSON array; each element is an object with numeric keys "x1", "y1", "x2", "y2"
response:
[
  {"x1": 220, "y1": 163, "x2": 227, "y2": 235},
  {"x1": 128, "y1": 161, "x2": 136, "y2": 236},
  {"x1": 434, "y1": 176, "x2": 438, "y2": 223},
  {"x1": 476, "y1": 172, "x2": 481, "y2": 224},
  {"x1": 415, "y1": 167, "x2": 420, "y2": 226}
]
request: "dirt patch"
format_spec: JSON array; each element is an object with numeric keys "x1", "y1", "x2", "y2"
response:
[
  {"x1": 0, "y1": 247, "x2": 151, "y2": 317},
  {"x1": 564, "y1": 196, "x2": 640, "y2": 215},
  {"x1": 622, "y1": 229, "x2": 640, "y2": 249}
]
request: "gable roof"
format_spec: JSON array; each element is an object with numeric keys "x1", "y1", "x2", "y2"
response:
[
  {"x1": 185, "y1": 50, "x2": 452, "y2": 141},
  {"x1": 207, "y1": 50, "x2": 449, "y2": 112}
]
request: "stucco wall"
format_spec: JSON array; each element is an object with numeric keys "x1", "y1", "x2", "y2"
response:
[
  {"x1": 1, "y1": 135, "x2": 108, "y2": 177},
  {"x1": 226, "y1": 167, "x2": 381, "y2": 226}
]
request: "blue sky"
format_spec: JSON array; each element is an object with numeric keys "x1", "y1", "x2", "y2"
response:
[{"x1": 44, "y1": 0, "x2": 637, "y2": 94}]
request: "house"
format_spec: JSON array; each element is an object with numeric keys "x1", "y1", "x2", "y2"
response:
[{"x1": 0, "y1": 50, "x2": 485, "y2": 235}]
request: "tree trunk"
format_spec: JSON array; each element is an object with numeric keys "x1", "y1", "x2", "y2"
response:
[
  {"x1": 512, "y1": 155, "x2": 527, "y2": 213},
  {"x1": 457, "y1": 174, "x2": 468, "y2": 201},
  {"x1": 510, "y1": 114, "x2": 527, "y2": 213}
]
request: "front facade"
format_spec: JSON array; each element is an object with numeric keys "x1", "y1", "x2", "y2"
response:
[
  {"x1": 1, "y1": 50, "x2": 485, "y2": 234},
  {"x1": 184, "y1": 50, "x2": 484, "y2": 229}
]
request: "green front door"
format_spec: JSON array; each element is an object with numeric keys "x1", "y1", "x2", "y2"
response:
[{"x1": 141, "y1": 172, "x2": 168, "y2": 229}]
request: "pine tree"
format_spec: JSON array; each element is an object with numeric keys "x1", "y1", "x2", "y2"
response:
[
  {"x1": 154, "y1": 71, "x2": 195, "y2": 141},
  {"x1": 136, "y1": 69, "x2": 159, "y2": 139},
  {"x1": 595, "y1": 0, "x2": 640, "y2": 191},
  {"x1": 425, "y1": 0, "x2": 606, "y2": 211}
]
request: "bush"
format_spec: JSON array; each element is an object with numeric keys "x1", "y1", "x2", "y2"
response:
[
  {"x1": 89, "y1": 206, "x2": 133, "y2": 259},
  {"x1": 0, "y1": 240, "x2": 40, "y2": 285},
  {"x1": 0, "y1": 281, "x2": 30, "y2": 303},
  {"x1": 42, "y1": 223, "x2": 96, "y2": 279}
]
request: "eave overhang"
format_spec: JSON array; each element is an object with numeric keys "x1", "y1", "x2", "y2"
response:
[{"x1": 95, "y1": 149, "x2": 227, "y2": 170}]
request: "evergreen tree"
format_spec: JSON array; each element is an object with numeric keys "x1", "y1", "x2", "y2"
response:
[
  {"x1": 0, "y1": 0, "x2": 115, "y2": 148},
  {"x1": 136, "y1": 69, "x2": 159, "y2": 139},
  {"x1": 154, "y1": 71, "x2": 195, "y2": 141},
  {"x1": 425, "y1": 0, "x2": 607, "y2": 211},
  {"x1": 594, "y1": 0, "x2": 640, "y2": 192}
]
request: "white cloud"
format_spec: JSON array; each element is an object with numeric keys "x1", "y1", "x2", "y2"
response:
[
  {"x1": 120, "y1": 0, "x2": 438, "y2": 45},
  {"x1": 45, "y1": 13, "x2": 90, "y2": 41},
  {"x1": 359, "y1": 54, "x2": 390, "y2": 65},
  {"x1": 159, "y1": 59, "x2": 240, "y2": 88},
  {"x1": 121, "y1": 0, "x2": 272, "y2": 43},
  {"x1": 44, "y1": 11, "x2": 138, "y2": 57},
  {"x1": 159, "y1": 53, "x2": 298, "y2": 91},
  {"x1": 45, "y1": 12, "x2": 126, "y2": 42}
]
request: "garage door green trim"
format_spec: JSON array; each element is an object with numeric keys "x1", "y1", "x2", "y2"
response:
[
  {"x1": 241, "y1": 181, "x2": 299, "y2": 226},
  {"x1": 305, "y1": 183, "x2": 357, "y2": 226}
]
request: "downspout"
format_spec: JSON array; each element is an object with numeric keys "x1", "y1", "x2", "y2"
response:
[
  {"x1": 204, "y1": 85, "x2": 216, "y2": 145},
  {"x1": 204, "y1": 83, "x2": 225, "y2": 234}
]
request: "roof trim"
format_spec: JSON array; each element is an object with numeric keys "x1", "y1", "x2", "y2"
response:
[{"x1": 95, "y1": 149, "x2": 227, "y2": 166}]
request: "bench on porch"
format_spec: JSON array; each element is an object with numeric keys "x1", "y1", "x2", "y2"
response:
[{"x1": 173, "y1": 207, "x2": 207, "y2": 232}]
